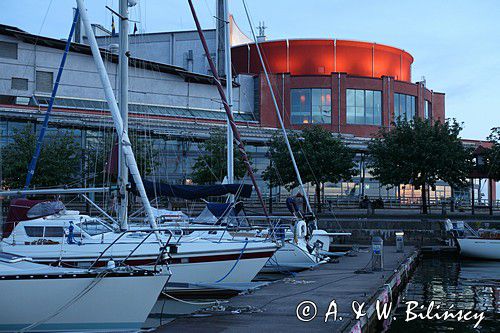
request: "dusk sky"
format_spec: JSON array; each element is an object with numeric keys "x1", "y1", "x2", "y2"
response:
[{"x1": 1, "y1": 0, "x2": 499, "y2": 140}]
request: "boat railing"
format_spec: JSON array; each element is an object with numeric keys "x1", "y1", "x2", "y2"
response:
[
  {"x1": 88, "y1": 228, "x2": 176, "y2": 270},
  {"x1": 88, "y1": 225, "x2": 249, "y2": 270}
]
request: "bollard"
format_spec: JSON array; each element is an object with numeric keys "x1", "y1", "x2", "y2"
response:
[
  {"x1": 395, "y1": 231, "x2": 404, "y2": 253},
  {"x1": 371, "y1": 236, "x2": 384, "y2": 271}
]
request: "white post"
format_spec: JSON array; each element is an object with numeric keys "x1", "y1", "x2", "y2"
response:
[
  {"x1": 118, "y1": 0, "x2": 129, "y2": 231},
  {"x1": 76, "y1": 0, "x2": 159, "y2": 237},
  {"x1": 223, "y1": 0, "x2": 234, "y2": 200}
]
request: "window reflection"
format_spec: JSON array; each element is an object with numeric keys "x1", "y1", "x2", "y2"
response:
[
  {"x1": 346, "y1": 89, "x2": 382, "y2": 125},
  {"x1": 291, "y1": 88, "x2": 331, "y2": 124},
  {"x1": 424, "y1": 100, "x2": 432, "y2": 119},
  {"x1": 394, "y1": 93, "x2": 417, "y2": 122}
]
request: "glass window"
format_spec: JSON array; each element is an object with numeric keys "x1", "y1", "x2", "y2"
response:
[
  {"x1": 0, "y1": 41, "x2": 18, "y2": 59},
  {"x1": 24, "y1": 226, "x2": 44, "y2": 237},
  {"x1": 79, "y1": 219, "x2": 113, "y2": 236},
  {"x1": 394, "y1": 93, "x2": 416, "y2": 122},
  {"x1": 36, "y1": 71, "x2": 53, "y2": 93},
  {"x1": 291, "y1": 88, "x2": 331, "y2": 124},
  {"x1": 11, "y1": 77, "x2": 28, "y2": 90},
  {"x1": 424, "y1": 100, "x2": 432, "y2": 119},
  {"x1": 44, "y1": 227, "x2": 65, "y2": 237},
  {"x1": 345, "y1": 89, "x2": 382, "y2": 125}
]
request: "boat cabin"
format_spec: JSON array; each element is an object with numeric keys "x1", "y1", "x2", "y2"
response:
[{"x1": 2, "y1": 198, "x2": 113, "y2": 245}]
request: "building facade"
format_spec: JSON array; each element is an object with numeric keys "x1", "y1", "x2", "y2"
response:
[{"x1": 0, "y1": 23, "x2": 491, "y2": 203}]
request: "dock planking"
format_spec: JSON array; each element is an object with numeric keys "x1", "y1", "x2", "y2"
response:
[{"x1": 155, "y1": 246, "x2": 417, "y2": 332}]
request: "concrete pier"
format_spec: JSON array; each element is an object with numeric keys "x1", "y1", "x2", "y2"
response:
[{"x1": 155, "y1": 246, "x2": 418, "y2": 332}]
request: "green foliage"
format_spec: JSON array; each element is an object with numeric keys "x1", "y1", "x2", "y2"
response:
[
  {"x1": 368, "y1": 118, "x2": 473, "y2": 213},
  {"x1": 486, "y1": 127, "x2": 500, "y2": 180},
  {"x1": 263, "y1": 125, "x2": 357, "y2": 211},
  {"x1": 191, "y1": 128, "x2": 250, "y2": 184},
  {"x1": 1, "y1": 126, "x2": 80, "y2": 189}
]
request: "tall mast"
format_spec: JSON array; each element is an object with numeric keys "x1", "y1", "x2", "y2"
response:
[
  {"x1": 188, "y1": 0, "x2": 269, "y2": 220},
  {"x1": 241, "y1": 0, "x2": 316, "y2": 223},
  {"x1": 217, "y1": 0, "x2": 234, "y2": 199},
  {"x1": 76, "y1": 0, "x2": 160, "y2": 238},
  {"x1": 117, "y1": 0, "x2": 129, "y2": 231}
]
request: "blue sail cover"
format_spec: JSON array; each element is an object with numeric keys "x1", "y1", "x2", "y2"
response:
[{"x1": 131, "y1": 179, "x2": 253, "y2": 200}]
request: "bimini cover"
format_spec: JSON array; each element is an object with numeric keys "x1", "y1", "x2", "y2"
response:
[
  {"x1": 193, "y1": 202, "x2": 248, "y2": 227},
  {"x1": 3, "y1": 198, "x2": 66, "y2": 238},
  {"x1": 131, "y1": 179, "x2": 253, "y2": 200}
]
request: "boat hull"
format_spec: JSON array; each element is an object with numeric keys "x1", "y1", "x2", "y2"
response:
[
  {"x1": 262, "y1": 241, "x2": 319, "y2": 273},
  {"x1": 3, "y1": 241, "x2": 277, "y2": 292},
  {"x1": 0, "y1": 272, "x2": 169, "y2": 332},
  {"x1": 457, "y1": 238, "x2": 500, "y2": 260}
]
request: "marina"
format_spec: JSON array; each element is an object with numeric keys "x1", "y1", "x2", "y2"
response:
[
  {"x1": 155, "y1": 246, "x2": 418, "y2": 332},
  {"x1": 0, "y1": 0, "x2": 499, "y2": 332}
]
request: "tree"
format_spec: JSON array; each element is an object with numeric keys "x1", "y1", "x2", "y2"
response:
[
  {"x1": 1, "y1": 126, "x2": 80, "y2": 189},
  {"x1": 368, "y1": 118, "x2": 473, "y2": 214},
  {"x1": 191, "y1": 128, "x2": 250, "y2": 184},
  {"x1": 263, "y1": 125, "x2": 357, "y2": 212},
  {"x1": 486, "y1": 127, "x2": 500, "y2": 181}
]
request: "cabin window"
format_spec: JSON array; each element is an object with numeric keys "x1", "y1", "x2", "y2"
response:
[
  {"x1": 24, "y1": 226, "x2": 44, "y2": 237},
  {"x1": 44, "y1": 226, "x2": 65, "y2": 237}
]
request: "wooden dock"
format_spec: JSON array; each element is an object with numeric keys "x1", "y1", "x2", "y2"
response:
[{"x1": 155, "y1": 246, "x2": 418, "y2": 332}]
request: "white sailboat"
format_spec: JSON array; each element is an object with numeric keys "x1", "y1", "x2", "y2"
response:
[
  {"x1": 0, "y1": 252, "x2": 169, "y2": 332},
  {"x1": 1, "y1": 0, "x2": 278, "y2": 295},
  {"x1": 445, "y1": 219, "x2": 500, "y2": 260},
  {"x1": 1, "y1": 199, "x2": 278, "y2": 292},
  {"x1": 140, "y1": 0, "x2": 349, "y2": 274}
]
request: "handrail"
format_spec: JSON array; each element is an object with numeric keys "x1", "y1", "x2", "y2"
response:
[{"x1": 87, "y1": 226, "x2": 235, "y2": 269}]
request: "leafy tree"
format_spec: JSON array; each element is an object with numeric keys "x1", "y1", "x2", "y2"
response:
[
  {"x1": 263, "y1": 125, "x2": 357, "y2": 212},
  {"x1": 368, "y1": 118, "x2": 473, "y2": 214},
  {"x1": 486, "y1": 127, "x2": 500, "y2": 181},
  {"x1": 191, "y1": 128, "x2": 250, "y2": 184},
  {"x1": 1, "y1": 126, "x2": 80, "y2": 189}
]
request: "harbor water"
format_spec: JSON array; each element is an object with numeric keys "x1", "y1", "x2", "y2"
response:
[{"x1": 388, "y1": 256, "x2": 499, "y2": 332}]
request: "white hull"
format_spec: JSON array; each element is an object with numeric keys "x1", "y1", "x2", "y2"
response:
[
  {"x1": 168, "y1": 256, "x2": 271, "y2": 286},
  {"x1": 457, "y1": 238, "x2": 500, "y2": 260},
  {"x1": 3, "y1": 240, "x2": 277, "y2": 291},
  {"x1": 262, "y1": 241, "x2": 319, "y2": 273},
  {"x1": 0, "y1": 268, "x2": 169, "y2": 331}
]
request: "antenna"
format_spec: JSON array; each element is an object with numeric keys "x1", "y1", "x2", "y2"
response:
[{"x1": 257, "y1": 21, "x2": 267, "y2": 41}]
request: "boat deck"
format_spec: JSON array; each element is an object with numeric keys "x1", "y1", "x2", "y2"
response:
[{"x1": 155, "y1": 246, "x2": 417, "y2": 332}]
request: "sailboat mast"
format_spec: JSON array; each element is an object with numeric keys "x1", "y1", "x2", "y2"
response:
[
  {"x1": 241, "y1": 0, "x2": 315, "y2": 222},
  {"x1": 118, "y1": 0, "x2": 129, "y2": 231},
  {"x1": 221, "y1": 0, "x2": 234, "y2": 200},
  {"x1": 76, "y1": 0, "x2": 160, "y2": 237},
  {"x1": 188, "y1": 0, "x2": 269, "y2": 220}
]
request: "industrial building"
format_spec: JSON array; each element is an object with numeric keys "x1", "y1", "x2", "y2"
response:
[{"x1": 0, "y1": 19, "x2": 493, "y2": 204}]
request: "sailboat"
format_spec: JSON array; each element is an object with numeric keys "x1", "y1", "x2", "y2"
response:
[
  {"x1": 1, "y1": 0, "x2": 278, "y2": 295},
  {"x1": 445, "y1": 220, "x2": 500, "y2": 260},
  {"x1": 142, "y1": 0, "x2": 346, "y2": 274},
  {"x1": 0, "y1": 251, "x2": 169, "y2": 332}
]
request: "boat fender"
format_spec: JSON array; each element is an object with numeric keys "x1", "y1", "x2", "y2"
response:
[
  {"x1": 107, "y1": 259, "x2": 116, "y2": 269},
  {"x1": 294, "y1": 220, "x2": 307, "y2": 244}
]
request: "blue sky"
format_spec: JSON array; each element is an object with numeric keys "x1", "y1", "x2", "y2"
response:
[{"x1": 1, "y1": 0, "x2": 499, "y2": 140}]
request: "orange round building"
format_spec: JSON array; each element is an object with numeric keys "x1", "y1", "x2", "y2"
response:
[{"x1": 231, "y1": 39, "x2": 444, "y2": 138}]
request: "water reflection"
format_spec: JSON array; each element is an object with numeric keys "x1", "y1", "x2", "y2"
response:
[{"x1": 388, "y1": 257, "x2": 499, "y2": 332}]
